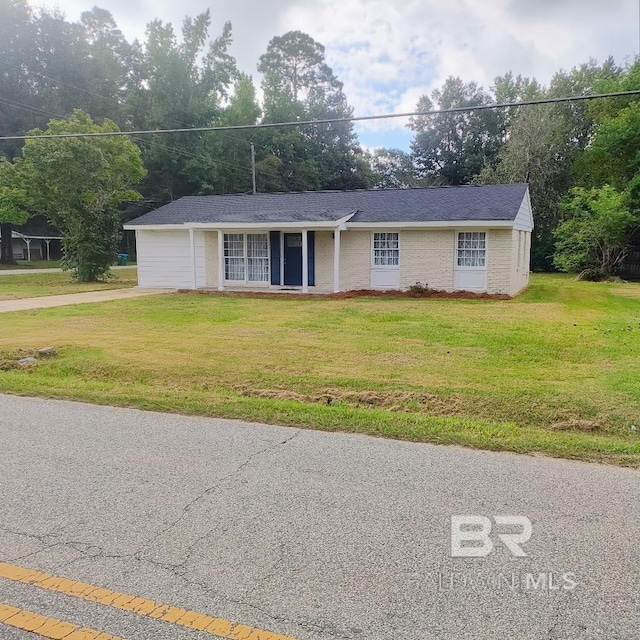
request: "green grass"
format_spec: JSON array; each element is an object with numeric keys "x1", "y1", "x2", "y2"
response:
[
  {"x1": 0, "y1": 273, "x2": 639, "y2": 465},
  {"x1": 0, "y1": 260, "x2": 62, "y2": 270},
  {"x1": 0, "y1": 268, "x2": 137, "y2": 300}
]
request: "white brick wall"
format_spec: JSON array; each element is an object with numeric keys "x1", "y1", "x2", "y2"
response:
[
  {"x1": 487, "y1": 229, "x2": 514, "y2": 295},
  {"x1": 399, "y1": 230, "x2": 455, "y2": 291},
  {"x1": 204, "y1": 231, "x2": 218, "y2": 288},
  {"x1": 339, "y1": 231, "x2": 371, "y2": 291},
  {"x1": 485, "y1": 228, "x2": 531, "y2": 296},
  {"x1": 511, "y1": 229, "x2": 531, "y2": 294},
  {"x1": 314, "y1": 231, "x2": 334, "y2": 293}
]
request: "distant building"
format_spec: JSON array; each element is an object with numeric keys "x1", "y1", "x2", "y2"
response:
[{"x1": 9, "y1": 215, "x2": 62, "y2": 261}]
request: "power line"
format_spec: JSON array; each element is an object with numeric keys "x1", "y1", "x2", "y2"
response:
[
  {"x1": 132, "y1": 135, "x2": 253, "y2": 175},
  {"x1": 0, "y1": 94, "x2": 270, "y2": 179},
  {"x1": 0, "y1": 94, "x2": 274, "y2": 181},
  {"x1": 0, "y1": 96, "x2": 60, "y2": 120},
  {"x1": 0, "y1": 59, "x2": 252, "y2": 149},
  {"x1": 0, "y1": 94, "x2": 258, "y2": 176},
  {"x1": 0, "y1": 59, "x2": 266, "y2": 187},
  {"x1": 1, "y1": 90, "x2": 639, "y2": 142},
  {"x1": 0, "y1": 61, "x2": 261, "y2": 173}
]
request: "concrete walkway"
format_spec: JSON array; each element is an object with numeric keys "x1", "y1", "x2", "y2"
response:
[
  {"x1": 0, "y1": 265, "x2": 135, "y2": 276},
  {"x1": 0, "y1": 287, "x2": 172, "y2": 313}
]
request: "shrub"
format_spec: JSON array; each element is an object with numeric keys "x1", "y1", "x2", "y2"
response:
[{"x1": 553, "y1": 185, "x2": 638, "y2": 279}]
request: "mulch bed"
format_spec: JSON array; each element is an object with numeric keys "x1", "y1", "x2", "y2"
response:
[{"x1": 177, "y1": 288, "x2": 512, "y2": 300}]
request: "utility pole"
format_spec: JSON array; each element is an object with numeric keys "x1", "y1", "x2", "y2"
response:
[{"x1": 250, "y1": 142, "x2": 257, "y2": 194}]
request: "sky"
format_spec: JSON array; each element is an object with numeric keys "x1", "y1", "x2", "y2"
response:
[{"x1": 35, "y1": 0, "x2": 640, "y2": 151}]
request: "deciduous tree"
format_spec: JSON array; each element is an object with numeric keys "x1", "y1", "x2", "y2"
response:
[
  {"x1": 257, "y1": 31, "x2": 368, "y2": 191},
  {"x1": 554, "y1": 185, "x2": 638, "y2": 279},
  {"x1": 577, "y1": 101, "x2": 640, "y2": 193},
  {"x1": 0, "y1": 159, "x2": 33, "y2": 264},
  {"x1": 477, "y1": 104, "x2": 575, "y2": 269},
  {"x1": 129, "y1": 14, "x2": 238, "y2": 201},
  {"x1": 367, "y1": 148, "x2": 429, "y2": 189},
  {"x1": 18, "y1": 110, "x2": 145, "y2": 280},
  {"x1": 409, "y1": 77, "x2": 503, "y2": 185}
]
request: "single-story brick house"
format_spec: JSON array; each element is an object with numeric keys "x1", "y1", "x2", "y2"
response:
[{"x1": 124, "y1": 183, "x2": 533, "y2": 296}]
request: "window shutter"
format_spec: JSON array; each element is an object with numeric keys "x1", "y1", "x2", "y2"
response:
[
  {"x1": 308, "y1": 231, "x2": 315, "y2": 286},
  {"x1": 270, "y1": 231, "x2": 280, "y2": 285}
]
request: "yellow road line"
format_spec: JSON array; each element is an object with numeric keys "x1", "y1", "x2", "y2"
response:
[
  {"x1": 0, "y1": 562, "x2": 295, "y2": 640},
  {"x1": 0, "y1": 602, "x2": 123, "y2": 639}
]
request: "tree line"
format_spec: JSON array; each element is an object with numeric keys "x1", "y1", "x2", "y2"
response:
[{"x1": 1, "y1": 0, "x2": 639, "y2": 280}]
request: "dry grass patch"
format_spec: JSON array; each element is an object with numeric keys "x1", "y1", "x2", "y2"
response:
[
  {"x1": 235, "y1": 386, "x2": 478, "y2": 416},
  {"x1": 551, "y1": 419, "x2": 600, "y2": 432}
]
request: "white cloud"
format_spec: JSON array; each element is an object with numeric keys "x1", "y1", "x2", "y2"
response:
[
  {"x1": 34, "y1": 0, "x2": 640, "y2": 149},
  {"x1": 289, "y1": 0, "x2": 638, "y2": 142}
]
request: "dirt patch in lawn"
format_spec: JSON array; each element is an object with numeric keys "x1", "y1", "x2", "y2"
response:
[
  {"x1": 235, "y1": 385, "x2": 473, "y2": 415},
  {"x1": 611, "y1": 286, "x2": 640, "y2": 299},
  {"x1": 550, "y1": 419, "x2": 600, "y2": 431},
  {"x1": 180, "y1": 288, "x2": 512, "y2": 300},
  {"x1": 235, "y1": 386, "x2": 608, "y2": 433}
]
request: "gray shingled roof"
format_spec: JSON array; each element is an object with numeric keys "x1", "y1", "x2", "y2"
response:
[{"x1": 126, "y1": 184, "x2": 529, "y2": 226}]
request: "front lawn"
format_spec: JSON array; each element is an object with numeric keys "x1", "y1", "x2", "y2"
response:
[
  {"x1": 0, "y1": 268, "x2": 137, "y2": 300},
  {"x1": 0, "y1": 274, "x2": 638, "y2": 465}
]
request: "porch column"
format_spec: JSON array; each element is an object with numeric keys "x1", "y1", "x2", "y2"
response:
[
  {"x1": 24, "y1": 238, "x2": 31, "y2": 261},
  {"x1": 44, "y1": 238, "x2": 51, "y2": 260},
  {"x1": 333, "y1": 228, "x2": 341, "y2": 293},
  {"x1": 217, "y1": 230, "x2": 224, "y2": 291},
  {"x1": 302, "y1": 229, "x2": 309, "y2": 293},
  {"x1": 189, "y1": 228, "x2": 197, "y2": 289}
]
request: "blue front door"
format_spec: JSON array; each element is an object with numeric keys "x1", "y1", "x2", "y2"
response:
[{"x1": 283, "y1": 233, "x2": 303, "y2": 286}]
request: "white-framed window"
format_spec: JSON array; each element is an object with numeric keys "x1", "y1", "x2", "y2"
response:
[
  {"x1": 457, "y1": 232, "x2": 486, "y2": 267},
  {"x1": 373, "y1": 232, "x2": 399, "y2": 267},
  {"x1": 224, "y1": 232, "x2": 269, "y2": 282},
  {"x1": 247, "y1": 233, "x2": 269, "y2": 281},
  {"x1": 224, "y1": 233, "x2": 245, "y2": 281}
]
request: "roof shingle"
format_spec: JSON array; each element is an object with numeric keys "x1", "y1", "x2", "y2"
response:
[{"x1": 126, "y1": 184, "x2": 529, "y2": 226}]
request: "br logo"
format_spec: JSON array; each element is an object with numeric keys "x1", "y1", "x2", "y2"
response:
[{"x1": 450, "y1": 515, "x2": 532, "y2": 557}]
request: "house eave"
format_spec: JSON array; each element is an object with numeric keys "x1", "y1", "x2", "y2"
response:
[
  {"x1": 123, "y1": 224, "x2": 191, "y2": 231},
  {"x1": 185, "y1": 216, "x2": 353, "y2": 230},
  {"x1": 125, "y1": 218, "x2": 519, "y2": 232},
  {"x1": 345, "y1": 220, "x2": 515, "y2": 229},
  {"x1": 125, "y1": 215, "x2": 354, "y2": 231}
]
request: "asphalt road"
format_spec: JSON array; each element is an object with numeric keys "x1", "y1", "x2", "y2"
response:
[{"x1": 0, "y1": 394, "x2": 638, "y2": 640}]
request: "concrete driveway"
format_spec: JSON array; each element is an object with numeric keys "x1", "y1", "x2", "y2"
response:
[
  {"x1": 0, "y1": 395, "x2": 638, "y2": 639},
  {"x1": 0, "y1": 288, "x2": 170, "y2": 313}
]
